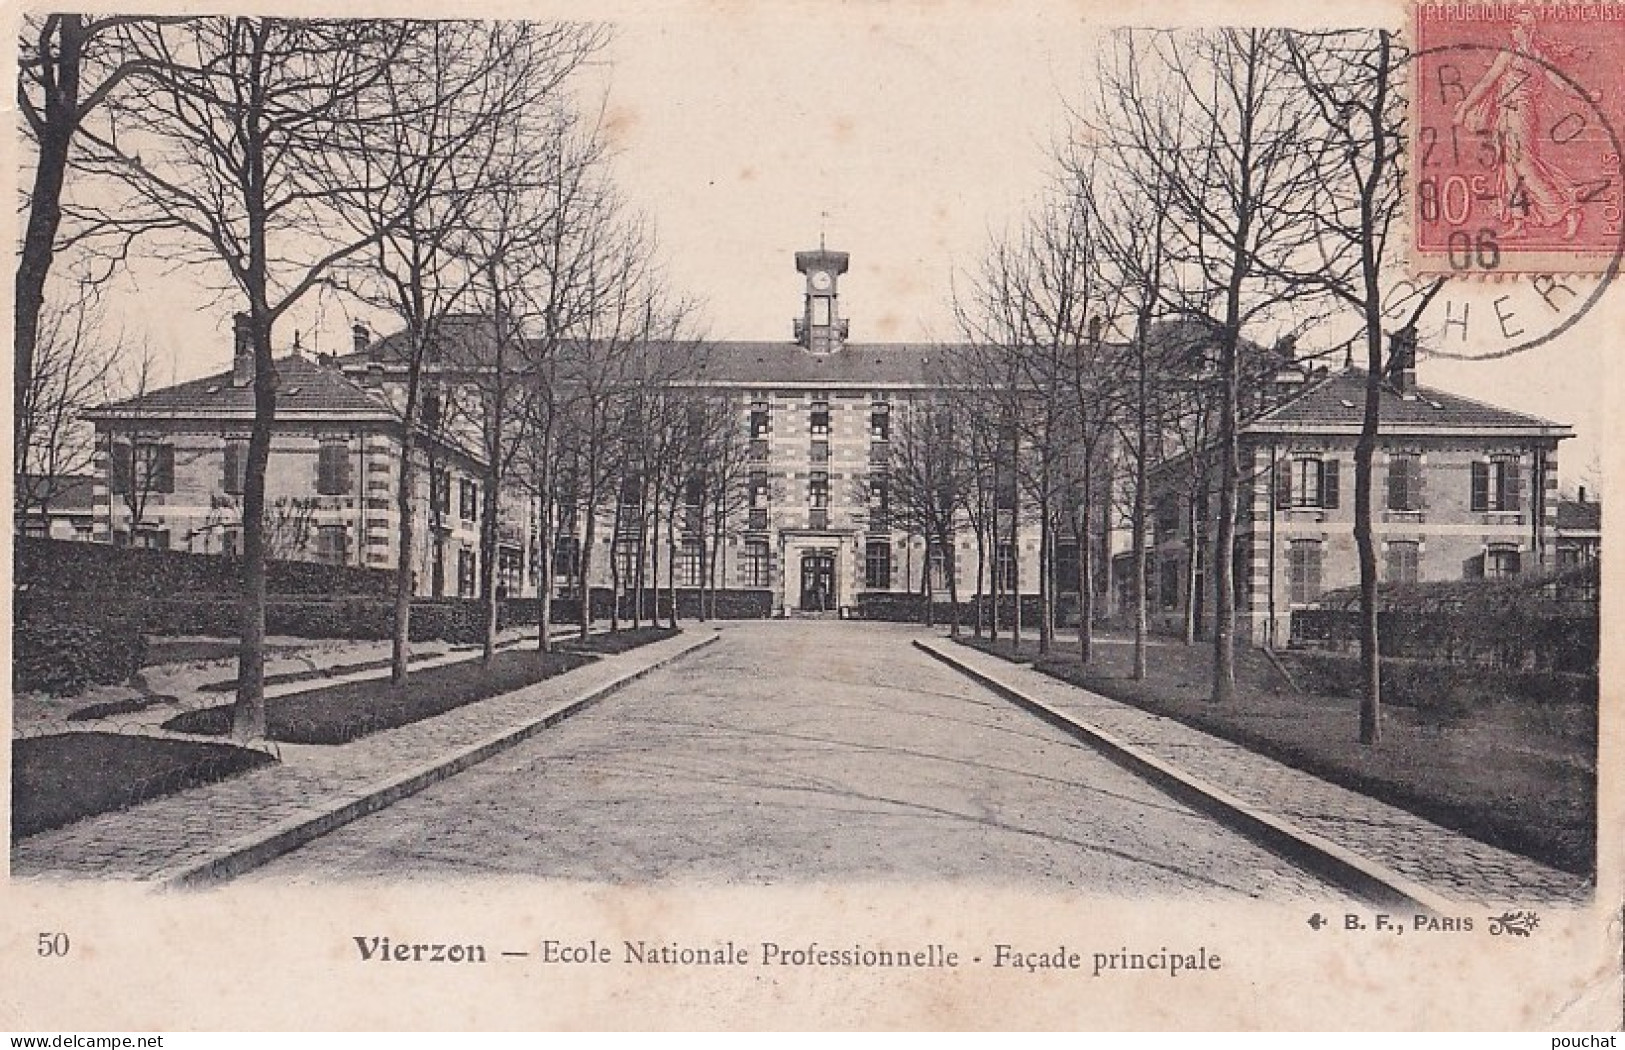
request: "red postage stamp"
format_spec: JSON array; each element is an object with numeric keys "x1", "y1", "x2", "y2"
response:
[{"x1": 1413, "y1": 2, "x2": 1625, "y2": 273}]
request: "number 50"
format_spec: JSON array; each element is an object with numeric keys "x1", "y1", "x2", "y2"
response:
[{"x1": 37, "y1": 932, "x2": 70, "y2": 957}]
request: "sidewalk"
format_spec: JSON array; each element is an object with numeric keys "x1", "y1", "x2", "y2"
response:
[
  {"x1": 918, "y1": 638, "x2": 1590, "y2": 906},
  {"x1": 11, "y1": 627, "x2": 717, "y2": 884}
]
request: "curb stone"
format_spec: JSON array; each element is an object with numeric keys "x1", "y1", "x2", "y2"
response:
[
  {"x1": 914, "y1": 638, "x2": 1457, "y2": 912},
  {"x1": 151, "y1": 630, "x2": 720, "y2": 889}
]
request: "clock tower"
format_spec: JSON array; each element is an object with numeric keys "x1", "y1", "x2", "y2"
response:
[{"x1": 793, "y1": 246, "x2": 849, "y2": 354}]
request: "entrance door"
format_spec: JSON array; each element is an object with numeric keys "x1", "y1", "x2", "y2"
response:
[{"x1": 799, "y1": 553, "x2": 836, "y2": 612}]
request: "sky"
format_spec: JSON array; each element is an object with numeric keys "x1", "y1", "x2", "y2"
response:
[{"x1": 72, "y1": 2, "x2": 1616, "y2": 495}]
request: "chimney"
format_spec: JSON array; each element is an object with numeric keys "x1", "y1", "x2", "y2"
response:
[
  {"x1": 1387, "y1": 326, "x2": 1418, "y2": 398},
  {"x1": 352, "y1": 322, "x2": 371, "y2": 355},
  {"x1": 1579, "y1": 485, "x2": 1588, "y2": 503},
  {"x1": 232, "y1": 312, "x2": 253, "y2": 385}
]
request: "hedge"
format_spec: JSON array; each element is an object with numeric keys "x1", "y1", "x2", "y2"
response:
[
  {"x1": 14, "y1": 616, "x2": 148, "y2": 696},
  {"x1": 1284, "y1": 650, "x2": 1598, "y2": 716},
  {"x1": 132, "y1": 597, "x2": 519, "y2": 644},
  {"x1": 854, "y1": 592, "x2": 1075, "y2": 626},
  {"x1": 548, "y1": 588, "x2": 773, "y2": 622},
  {"x1": 15, "y1": 536, "x2": 393, "y2": 609}
]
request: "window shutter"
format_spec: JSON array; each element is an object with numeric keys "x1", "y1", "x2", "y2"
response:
[
  {"x1": 110, "y1": 442, "x2": 132, "y2": 495},
  {"x1": 223, "y1": 442, "x2": 242, "y2": 495},
  {"x1": 1273, "y1": 459, "x2": 1291, "y2": 510},
  {"x1": 155, "y1": 445, "x2": 175, "y2": 493},
  {"x1": 1465, "y1": 552, "x2": 1485, "y2": 579},
  {"x1": 1321, "y1": 459, "x2": 1340, "y2": 509},
  {"x1": 1470, "y1": 461, "x2": 1489, "y2": 511},
  {"x1": 1413, "y1": 457, "x2": 1426, "y2": 512},
  {"x1": 1385, "y1": 457, "x2": 1402, "y2": 510},
  {"x1": 1504, "y1": 458, "x2": 1522, "y2": 510}
]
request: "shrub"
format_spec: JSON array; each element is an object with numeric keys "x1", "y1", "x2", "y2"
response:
[{"x1": 14, "y1": 616, "x2": 147, "y2": 696}]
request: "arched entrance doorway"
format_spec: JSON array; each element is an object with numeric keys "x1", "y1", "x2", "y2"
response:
[{"x1": 799, "y1": 551, "x2": 835, "y2": 612}]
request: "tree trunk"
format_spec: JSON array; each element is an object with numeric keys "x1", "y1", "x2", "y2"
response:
[
  {"x1": 16, "y1": 17, "x2": 84, "y2": 469},
  {"x1": 578, "y1": 472, "x2": 598, "y2": 641},
  {"x1": 973, "y1": 517, "x2": 987, "y2": 639},
  {"x1": 232, "y1": 308, "x2": 276, "y2": 742},
  {"x1": 392, "y1": 410, "x2": 417, "y2": 684},
  {"x1": 1133, "y1": 358, "x2": 1150, "y2": 680},
  {"x1": 1038, "y1": 501, "x2": 1052, "y2": 654},
  {"x1": 1211, "y1": 330, "x2": 1240, "y2": 703},
  {"x1": 480, "y1": 465, "x2": 501, "y2": 664}
]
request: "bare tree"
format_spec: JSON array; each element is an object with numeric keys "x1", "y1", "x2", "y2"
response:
[
  {"x1": 333, "y1": 21, "x2": 606, "y2": 680},
  {"x1": 868, "y1": 397, "x2": 970, "y2": 634},
  {"x1": 15, "y1": 15, "x2": 179, "y2": 462},
  {"x1": 72, "y1": 18, "x2": 421, "y2": 738},
  {"x1": 1095, "y1": 28, "x2": 1330, "y2": 701},
  {"x1": 1282, "y1": 29, "x2": 1445, "y2": 743},
  {"x1": 15, "y1": 291, "x2": 117, "y2": 523}
]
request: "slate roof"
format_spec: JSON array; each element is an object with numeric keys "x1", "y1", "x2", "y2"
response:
[
  {"x1": 677, "y1": 340, "x2": 961, "y2": 386},
  {"x1": 1557, "y1": 499, "x2": 1602, "y2": 532},
  {"x1": 86, "y1": 353, "x2": 394, "y2": 420},
  {"x1": 339, "y1": 317, "x2": 967, "y2": 388},
  {"x1": 1248, "y1": 367, "x2": 1570, "y2": 435}
]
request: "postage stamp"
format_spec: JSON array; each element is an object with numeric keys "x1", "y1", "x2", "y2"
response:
[{"x1": 1412, "y1": 1, "x2": 1625, "y2": 273}]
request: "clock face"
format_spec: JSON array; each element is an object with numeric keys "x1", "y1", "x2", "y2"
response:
[{"x1": 810, "y1": 270, "x2": 832, "y2": 292}]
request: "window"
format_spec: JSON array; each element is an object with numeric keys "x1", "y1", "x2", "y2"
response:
[
  {"x1": 1159, "y1": 559, "x2": 1181, "y2": 611},
  {"x1": 678, "y1": 539, "x2": 703, "y2": 587},
  {"x1": 459, "y1": 479, "x2": 479, "y2": 522},
  {"x1": 316, "y1": 525, "x2": 349, "y2": 565},
  {"x1": 457, "y1": 548, "x2": 477, "y2": 597},
  {"x1": 809, "y1": 472, "x2": 829, "y2": 509},
  {"x1": 421, "y1": 389, "x2": 442, "y2": 430},
  {"x1": 613, "y1": 539, "x2": 637, "y2": 584},
  {"x1": 1277, "y1": 457, "x2": 1340, "y2": 509},
  {"x1": 1385, "y1": 540, "x2": 1419, "y2": 584},
  {"x1": 1485, "y1": 545, "x2": 1521, "y2": 578},
  {"x1": 870, "y1": 405, "x2": 890, "y2": 441},
  {"x1": 1471, "y1": 456, "x2": 1522, "y2": 511},
  {"x1": 223, "y1": 439, "x2": 248, "y2": 495},
  {"x1": 865, "y1": 540, "x2": 892, "y2": 590},
  {"x1": 1154, "y1": 495, "x2": 1179, "y2": 542},
  {"x1": 750, "y1": 406, "x2": 770, "y2": 439},
  {"x1": 112, "y1": 441, "x2": 174, "y2": 496},
  {"x1": 221, "y1": 527, "x2": 239, "y2": 558},
  {"x1": 134, "y1": 526, "x2": 169, "y2": 551},
  {"x1": 995, "y1": 542, "x2": 1017, "y2": 591},
  {"x1": 433, "y1": 469, "x2": 451, "y2": 518},
  {"x1": 552, "y1": 535, "x2": 580, "y2": 580},
  {"x1": 928, "y1": 543, "x2": 952, "y2": 591},
  {"x1": 317, "y1": 439, "x2": 351, "y2": 496},
  {"x1": 1288, "y1": 541, "x2": 1322, "y2": 605},
  {"x1": 810, "y1": 404, "x2": 830, "y2": 438},
  {"x1": 1386, "y1": 453, "x2": 1422, "y2": 511},
  {"x1": 749, "y1": 472, "x2": 768, "y2": 508},
  {"x1": 1055, "y1": 541, "x2": 1080, "y2": 593},
  {"x1": 742, "y1": 540, "x2": 770, "y2": 588},
  {"x1": 868, "y1": 478, "x2": 889, "y2": 529}
]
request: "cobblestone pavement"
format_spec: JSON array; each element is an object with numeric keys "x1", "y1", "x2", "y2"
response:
[
  {"x1": 920, "y1": 639, "x2": 1591, "y2": 907},
  {"x1": 11, "y1": 628, "x2": 709, "y2": 881},
  {"x1": 253, "y1": 621, "x2": 1346, "y2": 899}
]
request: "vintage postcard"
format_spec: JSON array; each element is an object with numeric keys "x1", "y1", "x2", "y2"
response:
[{"x1": 4, "y1": 0, "x2": 1621, "y2": 1031}]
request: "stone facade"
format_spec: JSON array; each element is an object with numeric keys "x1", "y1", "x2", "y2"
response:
[{"x1": 1146, "y1": 368, "x2": 1572, "y2": 647}]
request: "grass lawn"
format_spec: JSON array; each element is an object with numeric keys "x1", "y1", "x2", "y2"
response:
[
  {"x1": 960, "y1": 632, "x2": 1595, "y2": 876},
  {"x1": 562, "y1": 625, "x2": 680, "y2": 655},
  {"x1": 12, "y1": 733, "x2": 276, "y2": 839},
  {"x1": 163, "y1": 625, "x2": 676, "y2": 745}
]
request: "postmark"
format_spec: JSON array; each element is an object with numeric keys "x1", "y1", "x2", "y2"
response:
[{"x1": 1412, "y1": 2, "x2": 1625, "y2": 274}]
